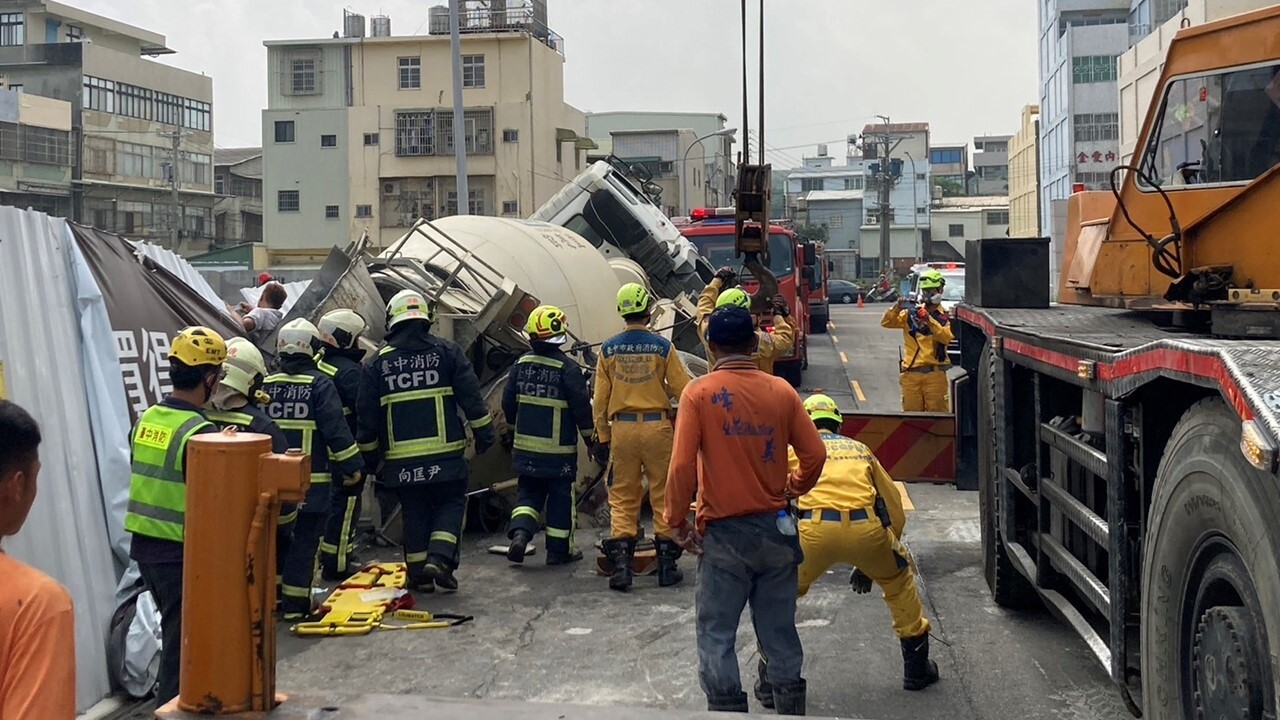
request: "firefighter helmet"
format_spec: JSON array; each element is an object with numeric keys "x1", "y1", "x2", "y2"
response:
[
  {"x1": 526, "y1": 305, "x2": 569, "y2": 343},
  {"x1": 715, "y1": 287, "x2": 751, "y2": 310},
  {"x1": 803, "y1": 393, "x2": 843, "y2": 427},
  {"x1": 918, "y1": 269, "x2": 946, "y2": 291},
  {"x1": 319, "y1": 309, "x2": 367, "y2": 349},
  {"x1": 169, "y1": 327, "x2": 227, "y2": 367},
  {"x1": 278, "y1": 318, "x2": 322, "y2": 356},
  {"x1": 221, "y1": 337, "x2": 267, "y2": 396},
  {"x1": 616, "y1": 282, "x2": 652, "y2": 317},
  {"x1": 386, "y1": 289, "x2": 437, "y2": 329}
]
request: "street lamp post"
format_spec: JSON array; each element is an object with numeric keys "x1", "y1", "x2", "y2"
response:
[
  {"x1": 905, "y1": 151, "x2": 919, "y2": 261},
  {"x1": 681, "y1": 127, "x2": 737, "y2": 214}
]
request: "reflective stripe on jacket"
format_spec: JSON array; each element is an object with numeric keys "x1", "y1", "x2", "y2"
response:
[
  {"x1": 502, "y1": 347, "x2": 594, "y2": 475},
  {"x1": 124, "y1": 404, "x2": 212, "y2": 543},
  {"x1": 263, "y1": 365, "x2": 362, "y2": 483}
]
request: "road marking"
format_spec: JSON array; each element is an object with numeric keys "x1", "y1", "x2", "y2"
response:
[
  {"x1": 828, "y1": 321, "x2": 836, "y2": 328},
  {"x1": 839, "y1": 351, "x2": 848, "y2": 364},
  {"x1": 895, "y1": 482, "x2": 914, "y2": 511},
  {"x1": 831, "y1": 334, "x2": 839, "y2": 343},
  {"x1": 851, "y1": 380, "x2": 866, "y2": 402}
]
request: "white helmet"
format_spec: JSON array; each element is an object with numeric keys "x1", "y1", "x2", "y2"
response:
[
  {"x1": 221, "y1": 337, "x2": 267, "y2": 396},
  {"x1": 319, "y1": 309, "x2": 367, "y2": 349},
  {"x1": 277, "y1": 318, "x2": 322, "y2": 356},
  {"x1": 386, "y1": 289, "x2": 436, "y2": 330}
]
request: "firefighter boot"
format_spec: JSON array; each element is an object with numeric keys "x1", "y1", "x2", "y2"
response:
[
  {"x1": 604, "y1": 537, "x2": 635, "y2": 592},
  {"x1": 707, "y1": 692, "x2": 749, "y2": 713},
  {"x1": 901, "y1": 632, "x2": 940, "y2": 691},
  {"x1": 425, "y1": 555, "x2": 459, "y2": 593},
  {"x1": 771, "y1": 680, "x2": 807, "y2": 716},
  {"x1": 545, "y1": 548, "x2": 583, "y2": 566},
  {"x1": 507, "y1": 529, "x2": 532, "y2": 564},
  {"x1": 753, "y1": 656, "x2": 775, "y2": 709},
  {"x1": 655, "y1": 537, "x2": 684, "y2": 587}
]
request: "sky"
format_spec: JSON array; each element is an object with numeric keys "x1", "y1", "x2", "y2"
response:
[{"x1": 77, "y1": 0, "x2": 1040, "y2": 167}]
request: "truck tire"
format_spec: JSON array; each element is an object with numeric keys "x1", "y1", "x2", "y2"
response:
[
  {"x1": 977, "y1": 342, "x2": 1037, "y2": 608},
  {"x1": 1140, "y1": 398, "x2": 1280, "y2": 720},
  {"x1": 811, "y1": 310, "x2": 829, "y2": 334}
]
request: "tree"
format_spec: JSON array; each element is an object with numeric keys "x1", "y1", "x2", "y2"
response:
[
  {"x1": 794, "y1": 223, "x2": 829, "y2": 245},
  {"x1": 937, "y1": 177, "x2": 965, "y2": 197}
]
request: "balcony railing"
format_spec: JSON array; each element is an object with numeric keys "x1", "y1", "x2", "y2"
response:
[{"x1": 430, "y1": 5, "x2": 564, "y2": 56}]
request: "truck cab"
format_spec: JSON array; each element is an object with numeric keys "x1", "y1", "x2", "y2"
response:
[{"x1": 676, "y1": 207, "x2": 813, "y2": 386}]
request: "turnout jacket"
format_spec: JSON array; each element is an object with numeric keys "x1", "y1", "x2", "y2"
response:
[
  {"x1": 502, "y1": 342, "x2": 594, "y2": 479},
  {"x1": 263, "y1": 355, "x2": 363, "y2": 490}
]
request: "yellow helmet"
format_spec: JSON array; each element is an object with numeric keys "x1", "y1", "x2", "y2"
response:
[
  {"x1": 526, "y1": 305, "x2": 569, "y2": 343},
  {"x1": 387, "y1": 289, "x2": 437, "y2": 329},
  {"x1": 220, "y1": 337, "x2": 267, "y2": 397},
  {"x1": 803, "y1": 393, "x2": 843, "y2": 426},
  {"x1": 169, "y1": 326, "x2": 227, "y2": 367},
  {"x1": 319, "y1": 309, "x2": 367, "y2": 349},
  {"x1": 716, "y1": 288, "x2": 751, "y2": 310},
  {"x1": 616, "y1": 282, "x2": 652, "y2": 317}
]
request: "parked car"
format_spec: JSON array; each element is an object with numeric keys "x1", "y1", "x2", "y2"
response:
[{"x1": 829, "y1": 279, "x2": 862, "y2": 304}]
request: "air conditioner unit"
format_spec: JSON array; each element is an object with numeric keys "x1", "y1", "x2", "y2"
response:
[{"x1": 383, "y1": 181, "x2": 397, "y2": 195}]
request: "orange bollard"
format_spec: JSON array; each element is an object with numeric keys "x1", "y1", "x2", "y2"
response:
[{"x1": 170, "y1": 427, "x2": 309, "y2": 716}]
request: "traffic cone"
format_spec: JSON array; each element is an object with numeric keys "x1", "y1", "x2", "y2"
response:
[{"x1": 857, "y1": 293, "x2": 864, "y2": 308}]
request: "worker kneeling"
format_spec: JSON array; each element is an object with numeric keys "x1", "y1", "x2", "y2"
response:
[
  {"x1": 881, "y1": 269, "x2": 952, "y2": 412},
  {"x1": 765, "y1": 394, "x2": 938, "y2": 695},
  {"x1": 503, "y1": 305, "x2": 595, "y2": 566}
]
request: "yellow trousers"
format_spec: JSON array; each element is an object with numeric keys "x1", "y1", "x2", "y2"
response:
[
  {"x1": 609, "y1": 419, "x2": 674, "y2": 539},
  {"x1": 797, "y1": 512, "x2": 930, "y2": 639},
  {"x1": 900, "y1": 369, "x2": 949, "y2": 412}
]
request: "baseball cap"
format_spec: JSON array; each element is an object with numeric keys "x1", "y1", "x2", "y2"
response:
[
  {"x1": 258, "y1": 272, "x2": 274, "y2": 286},
  {"x1": 706, "y1": 306, "x2": 756, "y2": 346}
]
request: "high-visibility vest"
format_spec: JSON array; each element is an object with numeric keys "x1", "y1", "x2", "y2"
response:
[
  {"x1": 512, "y1": 354, "x2": 577, "y2": 456},
  {"x1": 124, "y1": 404, "x2": 212, "y2": 543}
]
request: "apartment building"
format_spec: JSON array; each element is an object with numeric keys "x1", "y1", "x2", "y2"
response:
[
  {"x1": 0, "y1": 0, "x2": 214, "y2": 249},
  {"x1": 1008, "y1": 105, "x2": 1042, "y2": 238},
  {"x1": 0, "y1": 87, "x2": 72, "y2": 214},
  {"x1": 785, "y1": 148, "x2": 866, "y2": 252},
  {"x1": 929, "y1": 143, "x2": 969, "y2": 196},
  {"x1": 214, "y1": 147, "x2": 262, "y2": 245},
  {"x1": 972, "y1": 135, "x2": 1012, "y2": 196},
  {"x1": 859, "y1": 121, "x2": 932, "y2": 276},
  {"x1": 262, "y1": 3, "x2": 586, "y2": 262},
  {"x1": 930, "y1": 196, "x2": 1011, "y2": 261}
]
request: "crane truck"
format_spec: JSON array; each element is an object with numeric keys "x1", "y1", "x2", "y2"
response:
[{"x1": 954, "y1": 7, "x2": 1280, "y2": 718}]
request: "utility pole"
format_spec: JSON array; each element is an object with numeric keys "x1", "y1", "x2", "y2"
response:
[
  {"x1": 157, "y1": 128, "x2": 188, "y2": 249},
  {"x1": 449, "y1": 0, "x2": 469, "y2": 215},
  {"x1": 870, "y1": 115, "x2": 903, "y2": 275}
]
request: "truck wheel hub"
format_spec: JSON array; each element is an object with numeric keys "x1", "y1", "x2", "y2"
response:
[{"x1": 1192, "y1": 606, "x2": 1263, "y2": 720}]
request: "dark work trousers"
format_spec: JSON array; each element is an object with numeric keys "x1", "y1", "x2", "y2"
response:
[
  {"x1": 319, "y1": 479, "x2": 364, "y2": 577},
  {"x1": 276, "y1": 502, "x2": 298, "y2": 583},
  {"x1": 138, "y1": 560, "x2": 184, "y2": 706},
  {"x1": 507, "y1": 474, "x2": 576, "y2": 556},
  {"x1": 398, "y1": 477, "x2": 468, "y2": 580},
  {"x1": 694, "y1": 513, "x2": 805, "y2": 709},
  {"x1": 280, "y1": 501, "x2": 329, "y2": 614}
]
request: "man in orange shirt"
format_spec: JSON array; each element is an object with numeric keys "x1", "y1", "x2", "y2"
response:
[
  {"x1": 0, "y1": 400, "x2": 75, "y2": 719},
  {"x1": 664, "y1": 306, "x2": 827, "y2": 715}
]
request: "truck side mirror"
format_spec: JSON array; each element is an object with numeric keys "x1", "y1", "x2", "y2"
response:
[
  {"x1": 802, "y1": 243, "x2": 817, "y2": 266},
  {"x1": 803, "y1": 266, "x2": 817, "y2": 285},
  {"x1": 827, "y1": 260, "x2": 834, "y2": 273}
]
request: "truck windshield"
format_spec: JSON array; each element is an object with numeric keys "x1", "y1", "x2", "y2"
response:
[
  {"x1": 941, "y1": 273, "x2": 965, "y2": 301},
  {"x1": 691, "y1": 233, "x2": 795, "y2": 276}
]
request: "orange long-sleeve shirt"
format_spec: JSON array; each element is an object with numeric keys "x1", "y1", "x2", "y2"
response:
[
  {"x1": 663, "y1": 358, "x2": 827, "y2": 533},
  {"x1": 0, "y1": 552, "x2": 75, "y2": 720}
]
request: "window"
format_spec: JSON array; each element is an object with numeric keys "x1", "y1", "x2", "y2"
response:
[
  {"x1": 0, "y1": 13, "x2": 23, "y2": 47},
  {"x1": 321, "y1": 134, "x2": 337, "y2": 148},
  {"x1": 446, "y1": 189, "x2": 486, "y2": 216},
  {"x1": 83, "y1": 76, "x2": 115, "y2": 113},
  {"x1": 828, "y1": 214, "x2": 843, "y2": 229},
  {"x1": 215, "y1": 174, "x2": 224, "y2": 194},
  {"x1": 1073, "y1": 113, "x2": 1119, "y2": 142},
  {"x1": 395, "y1": 110, "x2": 433, "y2": 156},
  {"x1": 440, "y1": 107, "x2": 494, "y2": 155},
  {"x1": 277, "y1": 190, "x2": 300, "y2": 212},
  {"x1": 116, "y1": 83, "x2": 153, "y2": 120},
  {"x1": 183, "y1": 99, "x2": 211, "y2": 132},
  {"x1": 274, "y1": 120, "x2": 295, "y2": 143},
  {"x1": 65, "y1": 24, "x2": 82, "y2": 42},
  {"x1": 930, "y1": 148, "x2": 963, "y2": 165},
  {"x1": 290, "y1": 57, "x2": 317, "y2": 95},
  {"x1": 21, "y1": 126, "x2": 69, "y2": 165},
  {"x1": 462, "y1": 55, "x2": 485, "y2": 88},
  {"x1": 917, "y1": 206, "x2": 929, "y2": 216},
  {"x1": 799, "y1": 177, "x2": 824, "y2": 192},
  {"x1": 398, "y1": 57, "x2": 421, "y2": 90},
  {"x1": 1140, "y1": 62, "x2": 1280, "y2": 187},
  {"x1": 325, "y1": 204, "x2": 339, "y2": 220},
  {"x1": 355, "y1": 204, "x2": 373, "y2": 218},
  {"x1": 502, "y1": 128, "x2": 519, "y2": 143},
  {"x1": 180, "y1": 153, "x2": 212, "y2": 185},
  {"x1": 987, "y1": 211, "x2": 1009, "y2": 225},
  {"x1": 948, "y1": 224, "x2": 965, "y2": 237},
  {"x1": 502, "y1": 200, "x2": 518, "y2": 216},
  {"x1": 843, "y1": 176, "x2": 863, "y2": 190},
  {"x1": 916, "y1": 173, "x2": 927, "y2": 181},
  {"x1": 117, "y1": 142, "x2": 155, "y2": 178},
  {"x1": 155, "y1": 92, "x2": 183, "y2": 126},
  {"x1": 363, "y1": 133, "x2": 379, "y2": 146},
  {"x1": 1072, "y1": 55, "x2": 1118, "y2": 84}
]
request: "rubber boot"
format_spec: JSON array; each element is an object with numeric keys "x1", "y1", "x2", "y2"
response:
[
  {"x1": 604, "y1": 537, "x2": 635, "y2": 592},
  {"x1": 901, "y1": 632, "x2": 940, "y2": 691},
  {"x1": 655, "y1": 538, "x2": 684, "y2": 587},
  {"x1": 771, "y1": 680, "x2": 807, "y2": 716},
  {"x1": 507, "y1": 529, "x2": 532, "y2": 564},
  {"x1": 753, "y1": 656, "x2": 775, "y2": 709},
  {"x1": 425, "y1": 555, "x2": 458, "y2": 593},
  {"x1": 546, "y1": 549, "x2": 583, "y2": 566},
  {"x1": 707, "y1": 692, "x2": 749, "y2": 713}
]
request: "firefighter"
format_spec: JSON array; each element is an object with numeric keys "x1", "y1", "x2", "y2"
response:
[
  {"x1": 881, "y1": 269, "x2": 953, "y2": 412},
  {"x1": 358, "y1": 289, "x2": 496, "y2": 593},
  {"x1": 204, "y1": 336, "x2": 295, "y2": 595},
  {"x1": 263, "y1": 319, "x2": 364, "y2": 619},
  {"x1": 771, "y1": 393, "x2": 938, "y2": 695},
  {"x1": 696, "y1": 268, "x2": 795, "y2": 374},
  {"x1": 316, "y1": 309, "x2": 377, "y2": 581},
  {"x1": 593, "y1": 282, "x2": 691, "y2": 591},
  {"x1": 502, "y1": 305, "x2": 595, "y2": 566},
  {"x1": 124, "y1": 326, "x2": 225, "y2": 706}
]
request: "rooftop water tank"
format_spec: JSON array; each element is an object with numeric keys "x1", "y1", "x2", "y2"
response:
[
  {"x1": 428, "y1": 5, "x2": 449, "y2": 35},
  {"x1": 371, "y1": 15, "x2": 391, "y2": 37},
  {"x1": 343, "y1": 12, "x2": 366, "y2": 38}
]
